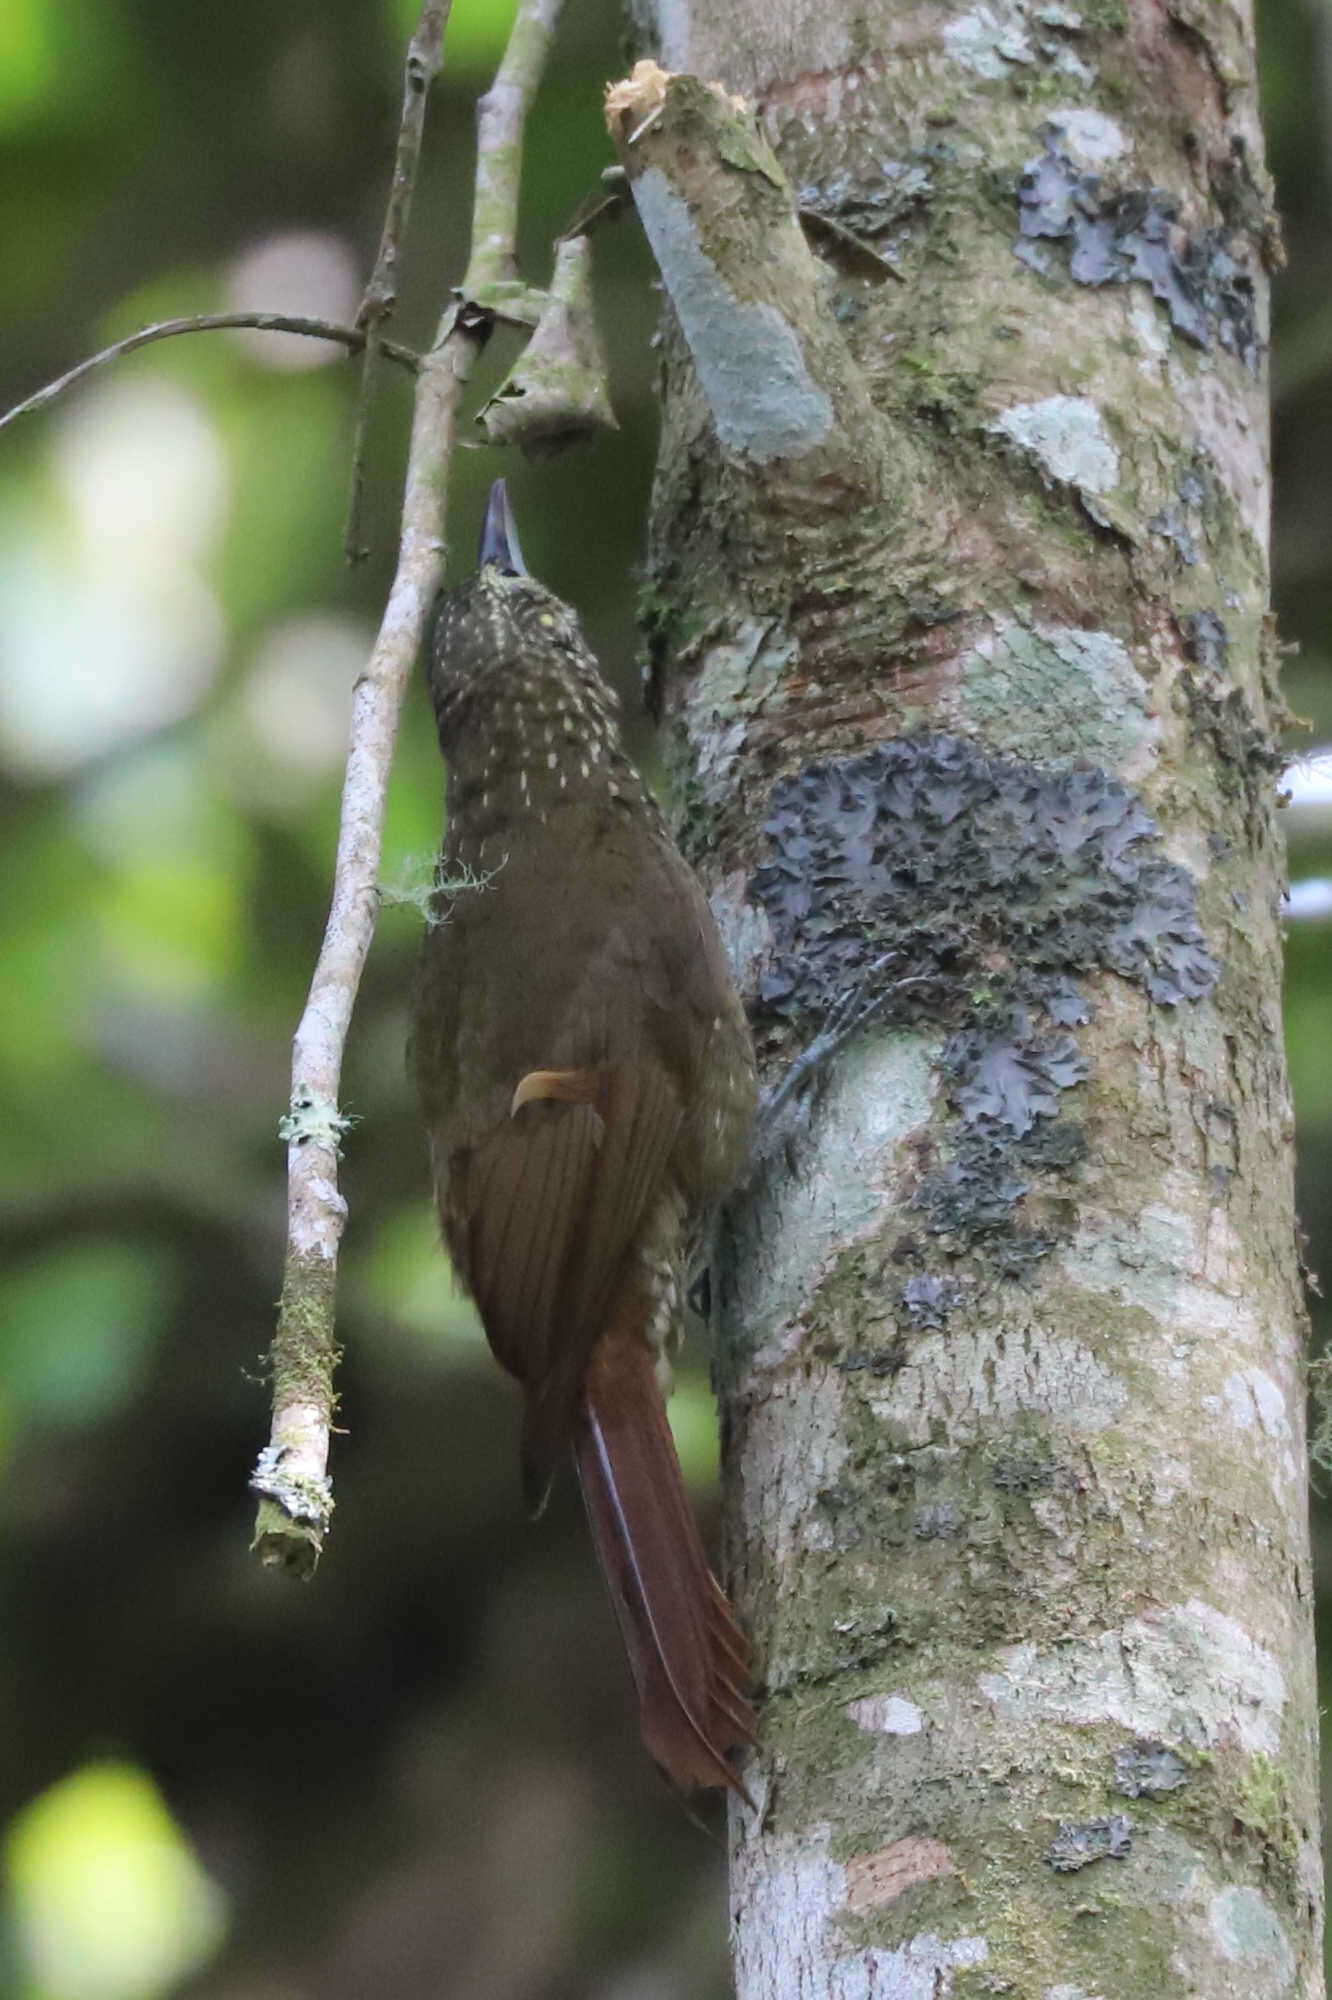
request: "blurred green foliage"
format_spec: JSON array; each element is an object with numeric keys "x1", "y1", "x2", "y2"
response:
[
  {"x1": 6, "y1": 1762, "x2": 224, "y2": 2000},
  {"x1": 0, "y1": 0, "x2": 1327, "y2": 1993}
]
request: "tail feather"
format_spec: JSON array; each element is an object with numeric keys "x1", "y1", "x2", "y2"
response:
[{"x1": 575, "y1": 1328, "x2": 755, "y2": 1800}]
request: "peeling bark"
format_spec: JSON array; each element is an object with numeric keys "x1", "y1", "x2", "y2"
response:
[{"x1": 623, "y1": 0, "x2": 1320, "y2": 1994}]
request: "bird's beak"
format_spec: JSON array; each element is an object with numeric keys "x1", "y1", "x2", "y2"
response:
[{"x1": 477, "y1": 479, "x2": 527, "y2": 576}]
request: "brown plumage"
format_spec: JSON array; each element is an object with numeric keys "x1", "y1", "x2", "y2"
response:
[{"x1": 410, "y1": 483, "x2": 757, "y2": 1796}]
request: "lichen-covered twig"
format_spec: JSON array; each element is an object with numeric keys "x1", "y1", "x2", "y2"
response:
[
  {"x1": 477, "y1": 235, "x2": 618, "y2": 456},
  {"x1": 252, "y1": 0, "x2": 567, "y2": 1577},
  {"x1": 0, "y1": 314, "x2": 421, "y2": 435},
  {"x1": 345, "y1": 1, "x2": 454, "y2": 562}
]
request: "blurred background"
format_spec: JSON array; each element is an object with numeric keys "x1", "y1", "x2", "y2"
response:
[{"x1": 0, "y1": 0, "x2": 1327, "y2": 1994}]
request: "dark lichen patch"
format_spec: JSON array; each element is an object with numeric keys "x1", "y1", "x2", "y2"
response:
[
  {"x1": 1015, "y1": 133, "x2": 1261, "y2": 369},
  {"x1": 751, "y1": 734, "x2": 1218, "y2": 1030},
  {"x1": 798, "y1": 162, "x2": 933, "y2": 239},
  {"x1": 1183, "y1": 607, "x2": 1230, "y2": 672},
  {"x1": 901, "y1": 1272, "x2": 965, "y2": 1326},
  {"x1": 1178, "y1": 666, "x2": 1285, "y2": 823},
  {"x1": 910, "y1": 1140, "x2": 1065, "y2": 1273},
  {"x1": 1046, "y1": 1813, "x2": 1134, "y2": 1870},
  {"x1": 1150, "y1": 447, "x2": 1244, "y2": 571},
  {"x1": 1208, "y1": 134, "x2": 1285, "y2": 272},
  {"x1": 1149, "y1": 500, "x2": 1200, "y2": 566},
  {"x1": 986, "y1": 1434, "x2": 1058, "y2": 1493},
  {"x1": 944, "y1": 1009, "x2": 1090, "y2": 1136},
  {"x1": 751, "y1": 733, "x2": 1216, "y2": 1269},
  {"x1": 833, "y1": 1334, "x2": 910, "y2": 1378},
  {"x1": 1115, "y1": 1740, "x2": 1190, "y2": 1797},
  {"x1": 925, "y1": 1006, "x2": 1089, "y2": 1272}
]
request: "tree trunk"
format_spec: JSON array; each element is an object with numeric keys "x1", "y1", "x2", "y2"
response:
[{"x1": 618, "y1": 1, "x2": 1323, "y2": 1993}]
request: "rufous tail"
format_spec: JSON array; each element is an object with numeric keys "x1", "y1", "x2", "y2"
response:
[{"x1": 574, "y1": 1325, "x2": 755, "y2": 1800}]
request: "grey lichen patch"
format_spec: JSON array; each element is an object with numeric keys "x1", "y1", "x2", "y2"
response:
[
  {"x1": 1114, "y1": 1740, "x2": 1190, "y2": 1796},
  {"x1": 250, "y1": 1449, "x2": 334, "y2": 1532},
  {"x1": 1208, "y1": 1885, "x2": 1296, "y2": 1991},
  {"x1": 1046, "y1": 105, "x2": 1128, "y2": 165},
  {"x1": 943, "y1": 1013, "x2": 1088, "y2": 1135},
  {"x1": 961, "y1": 620, "x2": 1153, "y2": 771},
  {"x1": 632, "y1": 167, "x2": 835, "y2": 460},
  {"x1": 989, "y1": 393, "x2": 1119, "y2": 497},
  {"x1": 901, "y1": 1273, "x2": 965, "y2": 1327},
  {"x1": 985, "y1": 1424, "x2": 1059, "y2": 1492},
  {"x1": 1045, "y1": 1812, "x2": 1133, "y2": 1870},
  {"x1": 944, "y1": 1, "x2": 1038, "y2": 78},
  {"x1": 846, "y1": 1692, "x2": 926, "y2": 1735},
  {"x1": 942, "y1": 0, "x2": 1096, "y2": 85},
  {"x1": 1015, "y1": 132, "x2": 1261, "y2": 369},
  {"x1": 279, "y1": 1091, "x2": 358, "y2": 1155},
  {"x1": 978, "y1": 1599, "x2": 1286, "y2": 1756}
]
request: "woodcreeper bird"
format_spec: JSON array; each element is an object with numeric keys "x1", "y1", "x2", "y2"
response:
[{"x1": 411, "y1": 481, "x2": 757, "y2": 1794}]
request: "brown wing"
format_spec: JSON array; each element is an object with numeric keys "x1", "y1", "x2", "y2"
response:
[{"x1": 446, "y1": 1058, "x2": 683, "y2": 1507}]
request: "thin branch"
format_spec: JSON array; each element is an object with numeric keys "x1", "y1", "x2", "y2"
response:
[
  {"x1": 345, "y1": 0, "x2": 454, "y2": 563},
  {"x1": 469, "y1": 0, "x2": 564, "y2": 291},
  {"x1": 0, "y1": 314, "x2": 421, "y2": 435},
  {"x1": 251, "y1": 0, "x2": 567, "y2": 1577}
]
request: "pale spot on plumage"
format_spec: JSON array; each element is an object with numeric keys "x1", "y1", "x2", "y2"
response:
[{"x1": 546, "y1": 751, "x2": 558, "y2": 769}]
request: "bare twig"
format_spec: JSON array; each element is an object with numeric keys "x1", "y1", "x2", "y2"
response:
[
  {"x1": 251, "y1": 0, "x2": 567, "y2": 1577},
  {"x1": 0, "y1": 314, "x2": 421, "y2": 435},
  {"x1": 345, "y1": 0, "x2": 454, "y2": 563},
  {"x1": 469, "y1": 0, "x2": 562, "y2": 291}
]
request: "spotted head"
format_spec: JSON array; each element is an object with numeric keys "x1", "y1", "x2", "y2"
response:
[{"x1": 427, "y1": 479, "x2": 592, "y2": 752}]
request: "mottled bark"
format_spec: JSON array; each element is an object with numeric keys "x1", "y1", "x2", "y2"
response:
[{"x1": 622, "y1": 1, "x2": 1321, "y2": 1995}]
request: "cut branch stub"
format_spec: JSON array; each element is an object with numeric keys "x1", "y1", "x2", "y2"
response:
[
  {"x1": 604, "y1": 60, "x2": 886, "y2": 495},
  {"x1": 477, "y1": 236, "x2": 618, "y2": 457}
]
